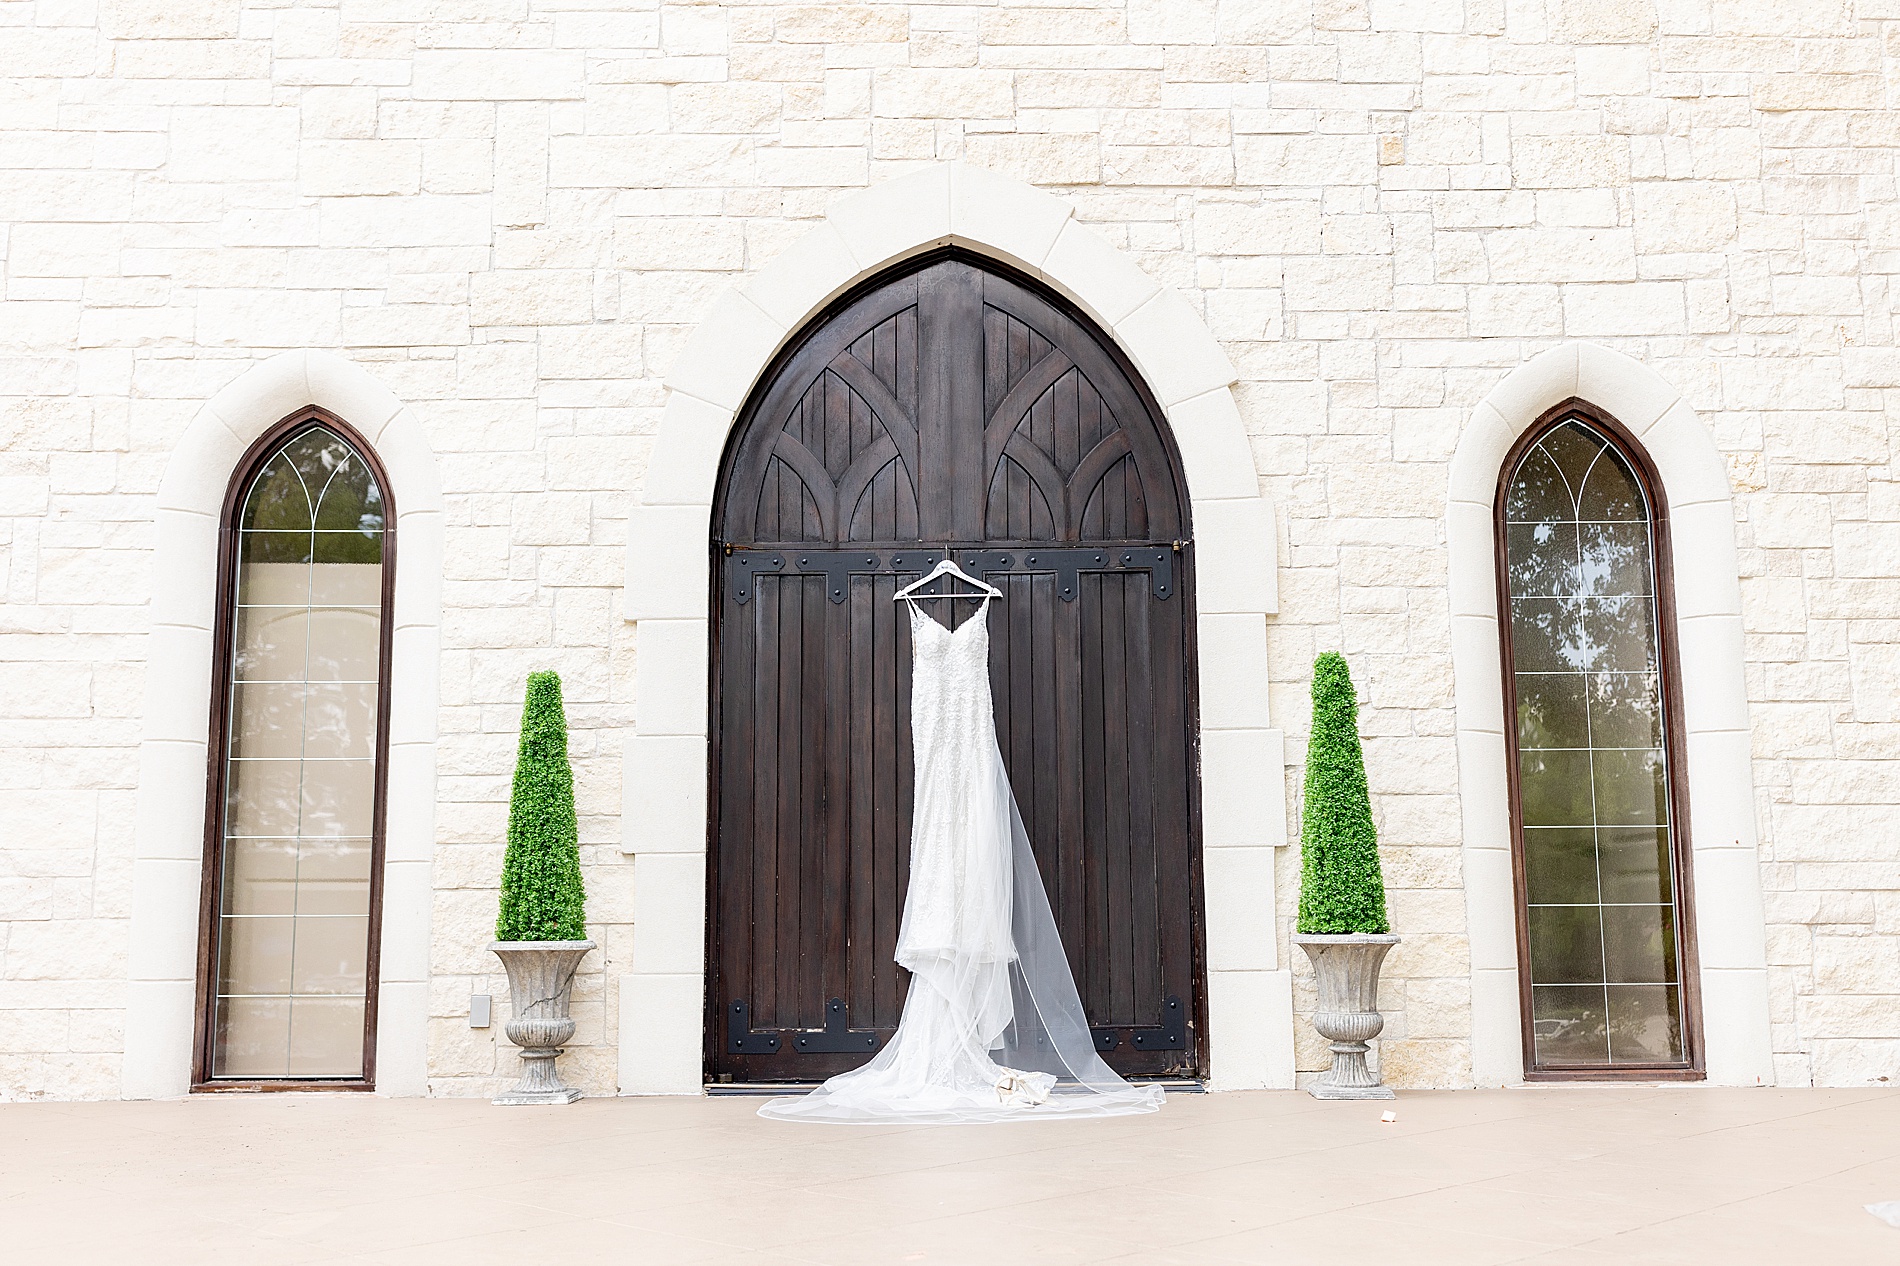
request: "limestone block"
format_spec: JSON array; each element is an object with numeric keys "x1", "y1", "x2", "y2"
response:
[
  {"x1": 1207, "y1": 968, "x2": 1295, "y2": 1089},
  {"x1": 1754, "y1": 75, "x2": 1882, "y2": 113},
  {"x1": 383, "y1": 744, "x2": 439, "y2": 865},
  {"x1": 949, "y1": 162, "x2": 1075, "y2": 272},
  {"x1": 777, "y1": 4, "x2": 908, "y2": 42},
  {"x1": 1129, "y1": 0, "x2": 1219, "y2": 43},
  {"x1": 1283, "y1": 255, "x2": 1393, "y2": 311},
  {"x1": 1848, "y1": 642, "x2": 1900, "y2": 724},
  {"x1": 412, "y1": 50, "x2": 584, "y2": 101},
  {"x1": 101, "y1": 0, "x2": 237, "y2": 37},
  {"x1": 7, "y1": 224, "x2": 125, "y2": 279},
  {"x1": 1119, "y1": 286, "x2": 1238, "y2": 407},
  {"x1": 1512, "y1": 135, "x2": 1630, "y2": 189},
  {"x1": 1202, "y1": 728, "x2": 1287, "y2": 848},
  {"x1": 1561, "y1": 282, "x2": 1686, "y2": 336},
  {"x1": 1337, "y1": 31, "x2": 1422, "y2": 82},
  {"x1": 662, "y1": 289, "x2": 786, "y2": 413},
  {"x1": 1808, "y1": 1034, "x2": 1900, "y2": 1087},
  {"x1": 620, "y1": 733, "x2": 707, "y2": 853},
  {"x1": 8, "y1": 918, "x2": 126, "y2": 982},
  {"x1": 388, "y1": 625, "x2": 443, "y2": 746},
  {"x1": 614, "y1": 218, "x2": 746, "y2": 271},
  {"x1": 136, "y1": 626, "x2": 212, "y2": 746},
  {"x1": 1235, "y1": 134, "x2": 1379, "y2": 186},
  {"x1": 631, "y1": 853, "x2": 705, "y2": 976},
  {"x1": 378, "y1": 860, "x2": 434, "y2": 987},
  {"x1": 984, "y1": 7, "x2": 1128, "y2": 43},
  {"x1": 618, "y1": 973, "x2": 702, "y2": 1093},
  {"x1": 470, "y1": 270, "x2": 593, "y2": 327},
  {"x1": 1486, "y1": 227, "x2": 1636, "y2": 283},
  {"x1": 1194, "y1": 497, "x2": 1278, "y2": 614},
  {"x1": 148, "y1": 510, "x2": 219, "y2": 631},
  {"x1": 196, "y1": 289, "x2": 342, "y2": 349},
  {"x1": 634, "y1": 620, "x2": 709, "y2": 738},
  {"x1": 1811, "y1": 935, "x2": 1900, "y2": 997},
  {"x1": 1205, "y1": 847, "x2": 1277, "y2": 970},
  {"x1": 1547, "y1": 0, "x2": 1658, "y2": 42},
  {"x1": 169, "y1": 107, "x2": 300, "y2": 183},
  {"x1": 1165, "y1": 391, "x2": 1259, "y2": 505},
  {"x1": 1842, "y1": 349, "x2": 1900, "y2": 389},
  {"x1": 1042, "y1": 218, "x2": 1161, "y2": 327},
  {"x1": 343, "y1": 304, "x2": 470, "y2": 349},
  {"x1": 300, "y1": 141, "x2": 421, "y2": 197},
  {"x1": 0, "y1": 301, "x2": 82, "y2": 357},
  {"x1": 1195, "y1": 199, "x2": 1321, "y2": 256},
  {"x1": 741, "y1": 222, "x2": 859, "y2": 331},
  {"x1": 421, "y1": 139, "x2": 494, "y2": 196},
  {"x1": 321, "y1": 196, "x2": 491, "y2": 249},
  {"x1": 873, "y1": 69, "x2": 1013, "y2": 119},
  {"x1": 1198, "y1": 613, "x2": 1273, "y2": 731},
  {"x1": 546, "y1": 436, "x2": 636, "y2": 495},
  {"x1": 1632, "y1": 182, "x2": 1737, "y2": 255}
]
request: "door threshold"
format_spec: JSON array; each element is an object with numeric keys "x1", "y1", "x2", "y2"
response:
[{"x1": 706, "y1": 1078, "x2": 1206, "y2": 1097}]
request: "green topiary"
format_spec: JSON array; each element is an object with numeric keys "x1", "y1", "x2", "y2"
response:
[
  {"x1": 496, "y1": 671, "x2": 588, "y2": 942},
  {"x1": 1296, "y1": 652, "x2": 1389, "y2": 935}
]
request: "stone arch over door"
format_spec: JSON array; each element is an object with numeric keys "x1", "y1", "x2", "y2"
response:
[
  {"x1": 621, "y1": 163, "x2": 1288, "y2": 1094},
  {"x1": 124, "y1": 351, "x2": 443, "y2": 1100},
  {"x1": 1447, "y1": 343, "x2": 1775, "y2": 1088}
]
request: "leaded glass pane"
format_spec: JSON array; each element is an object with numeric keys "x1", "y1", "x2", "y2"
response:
[
  {"x1": 1503, "y1": 418, "x2": 1688, "y2": 1069},
  {"x1": 212, "y1": 424, "x2": 385, "y2": 1081}
]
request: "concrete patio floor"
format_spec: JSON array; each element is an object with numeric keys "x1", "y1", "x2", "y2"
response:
[{"x1": 2, "y1": 1087, "x2": 1895, "y2": 1264}]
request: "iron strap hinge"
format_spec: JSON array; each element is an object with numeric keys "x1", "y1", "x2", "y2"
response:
[
  {"x1": 723, "y1": 544, "x2": 1184, "y2": 605},
  {"x1": 1090, "y1": 996, "x2": 1187, "y2": 1052},
  {"x1": 725, "y1": 998, "x2": 882, "y2": 1056},
  {"x1": 725, "y1": 999, "x2": 780, "y2": 1054}
]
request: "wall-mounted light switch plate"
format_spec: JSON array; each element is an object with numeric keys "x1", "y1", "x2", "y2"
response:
[{"x1": 470, "y1": 993, "x2": 492, "y2": 1028}]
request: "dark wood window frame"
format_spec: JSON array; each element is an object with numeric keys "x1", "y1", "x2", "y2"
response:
[
  {"x1": 190, "y1": 406, "x2": 398, "y2": 1093},
  {"x1": 1495, "y1": 398, "x2": 1707, "y2": 1083}
]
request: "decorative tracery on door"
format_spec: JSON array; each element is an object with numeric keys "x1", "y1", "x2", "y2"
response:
[{"x1": 707, "y1": 251, "x2": 1204, "y2": 1083}]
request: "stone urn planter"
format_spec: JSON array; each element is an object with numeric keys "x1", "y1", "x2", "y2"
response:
[
  {"x1": 1294, "y1": 932, "x2": 1399, "y2": 1100},
  {"x1": 490, "y1": 671, "x2": 593, "y2": 1107},
  {"x1": 1293, "y1": 654, "x2": 1399, "y2": 1102},
  {"x1": 491, "y1": 939, "x2": 595, "y2": 1105}
]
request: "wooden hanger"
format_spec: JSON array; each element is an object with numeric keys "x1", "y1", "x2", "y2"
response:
[{"x1": 893, "y1": 556, "x2": 1001, "y2": 602}]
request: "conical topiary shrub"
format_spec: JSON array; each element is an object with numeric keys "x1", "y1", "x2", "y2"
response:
[
  {"x1": 496, "y1": 670, "x2": 587, "y2": 941},
  {"x1": 1296, "y1": 652, "x2": 1388, "y2": 935}
]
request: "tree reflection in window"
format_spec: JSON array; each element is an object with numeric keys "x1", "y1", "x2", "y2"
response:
[
  {"x1": 213, "y1": 425, "x2": 386, "y2": 1079},
  {"x1": 1503, "y1": 418, "x2": 1687, "y2": 1069}
]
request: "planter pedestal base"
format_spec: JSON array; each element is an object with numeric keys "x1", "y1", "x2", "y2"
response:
[
  {"x1": 489, "y1": 939, "x2": 595, "y2": 1107},
  {"x1": 493, "y1": 1048, "x2": 584, "y2": 1105},
  {"x1": 1309, "y1": 1079, "x2": 1397, "y2": 1101},
  {"x1": 1293, "y1": 932, "x2": 1401, "y2": 1102}
]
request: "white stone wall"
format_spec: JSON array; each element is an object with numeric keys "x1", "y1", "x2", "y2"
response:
[{"x1": 1, "y1": 0, "x2": 1896, "y2": 1097}]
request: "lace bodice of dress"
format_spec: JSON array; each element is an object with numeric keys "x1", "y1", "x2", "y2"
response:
[
  {"x1": 896, "y1": 599, "x2": 1014, "y2": 967},
  {"x1": 905, "y1": 601, "x2": 996, "y2": 803}
]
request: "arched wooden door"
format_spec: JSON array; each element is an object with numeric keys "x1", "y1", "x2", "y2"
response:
[{"x1": 706, "y1": 251, "x2": 1204, "y2": 1082}]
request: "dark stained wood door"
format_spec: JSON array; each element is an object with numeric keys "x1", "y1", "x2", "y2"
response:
[{"x1": 707, "y1": 251, "x2": 1204, "y2": 1082}]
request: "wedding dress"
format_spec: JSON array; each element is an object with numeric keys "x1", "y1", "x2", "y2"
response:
[{"x1": 760, "y1": 594, "x2": 1165, "y2": 1124}]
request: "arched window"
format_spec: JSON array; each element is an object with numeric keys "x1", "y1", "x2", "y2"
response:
[
  {"x1": 1497, "y1": 404, "x2": 1703, "y2": 1079},
  {"x1": 196, "y1": 413, "x2": 393, "y2": 1086}
]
